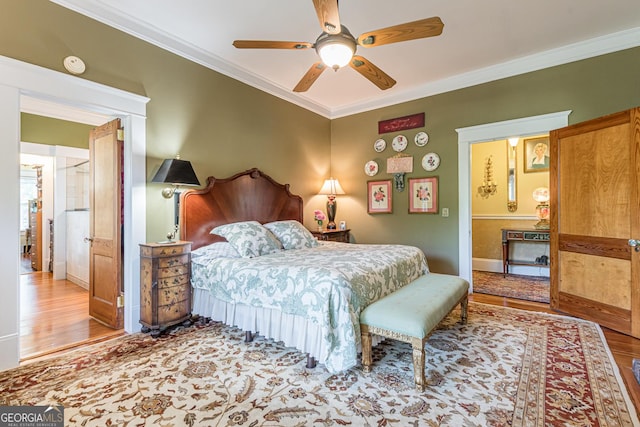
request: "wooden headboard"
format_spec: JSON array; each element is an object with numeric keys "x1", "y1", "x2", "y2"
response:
[{"x1": 180, "y1": 168, "x2": 303, "y2": 250}]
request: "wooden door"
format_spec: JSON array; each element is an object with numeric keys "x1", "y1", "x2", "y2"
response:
[
  {"x1": 88, "y1": 119, "x2": 123, "y2": 329},
  {"x1": 550, "y1": 107, "x2": 640, "y2": 337}
]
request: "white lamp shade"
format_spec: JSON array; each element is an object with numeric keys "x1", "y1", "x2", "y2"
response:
[
  {"x1": 318, "y1": 178, "x2": 346, "y2": 195},
  {"x1": 532, "y1": 187, "x2": 550, "y2": 203}
]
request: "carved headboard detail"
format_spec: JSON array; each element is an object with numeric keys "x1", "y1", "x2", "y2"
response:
[{"x1": 180, "y1": 168, "x2": 303, "y2": 250}]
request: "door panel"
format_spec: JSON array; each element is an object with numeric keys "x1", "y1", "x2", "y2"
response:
[
  {"x1": 550, "y1": 107, "x2": 640, "y2": 337},
  {"x1": 89, "y1": 118, "x2": 123, "y2": 329}
]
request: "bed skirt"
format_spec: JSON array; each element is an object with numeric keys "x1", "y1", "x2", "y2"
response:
[{"x1": 192, "y1": 288, "x2": 383, "y2": 367}]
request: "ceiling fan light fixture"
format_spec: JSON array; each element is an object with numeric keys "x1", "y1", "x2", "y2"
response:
[
  {"x1": 318, "y1": 41, "x2": 354, "y2": 69},
  {"x1": 315, "y1": 27, "x2": 357, "y2": 70}
]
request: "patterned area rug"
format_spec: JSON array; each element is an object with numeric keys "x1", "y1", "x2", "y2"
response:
[
  {"x1": 473, "y1": 270, "x2": 550, "y2": 303},
  {"x1": 1, "y1": 303, "x2": 637, "y2": 426}
]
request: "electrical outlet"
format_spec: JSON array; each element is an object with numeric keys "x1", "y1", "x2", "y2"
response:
[{"x1": 442, "y1": 207, "x2": 449, "y2": 217}]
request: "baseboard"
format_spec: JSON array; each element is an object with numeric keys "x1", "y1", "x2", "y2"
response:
[
  {"x1": 472, "y1": 258, "x2": 550, "y2": 277},
  {"x1": 67, "y1": 274, "x2": 89, "y2": 290}
]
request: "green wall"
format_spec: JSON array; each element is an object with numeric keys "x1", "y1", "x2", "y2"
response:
[
  {"x1": 21, "y1": 113, "x2": 93, "y2": 148},
  {"x1": 1, "y1": 0, "x2": 330, "y2": 242},
  {"x1": 330, "y1": 48, "x2": 640, "y2": 273},
  {"x1": 3, "y1": 1, "x2": 639, "y2": 272}
]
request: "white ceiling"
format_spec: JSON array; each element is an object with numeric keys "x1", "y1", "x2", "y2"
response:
[{"x1": 52, "y1": 0, "x2": 640, "y2": 119}]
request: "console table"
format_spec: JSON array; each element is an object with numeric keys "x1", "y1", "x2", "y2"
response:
[{"x1": 501, "y1": 228, "x2": 550, "y2": 276}]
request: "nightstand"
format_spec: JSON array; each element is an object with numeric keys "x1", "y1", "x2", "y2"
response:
[
  {"x1": 139, "y1": 240, "x2": 192, "y2": 337},
  {"x1": 310, "y1": 228, "x2": 351, "y2": 243}
]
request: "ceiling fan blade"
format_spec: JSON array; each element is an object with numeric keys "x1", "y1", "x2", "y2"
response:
[
  {"x1": 357, "y1": 17, "x2": 444, "y2": 47},
  {"x1": 312, "y1": 0, "x2": 341, "y2": 34},
  {"x1": 293, "y1": 62, "x2": 327, "y2": 92},
  {"x1": 233, "y1": 40, "x2": 313, "y2": 50},
  {"x1": 348, "y1": 55, "x2": 396, "y2": 90}
]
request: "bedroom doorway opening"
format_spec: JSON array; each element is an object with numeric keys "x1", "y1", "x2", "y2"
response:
[
  {"x1": 18, "y1": 134, "x2": 124, "y2": 361},
  {"x1": 469, "y1": 138, "x2": 550, "y2": 303},
  {"x1": 456, "y1": 110, "x2": 571, "y2": 298},
  {"x1": 0, "y1": 55, "x2": 149, "y2": 371}
]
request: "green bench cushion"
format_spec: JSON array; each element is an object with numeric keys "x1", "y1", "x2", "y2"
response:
[{"x1": 360, "y1": 273, "x2": 469, "y2": 339}]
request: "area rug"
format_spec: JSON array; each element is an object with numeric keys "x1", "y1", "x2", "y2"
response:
[
  {"x1": 473, "y1": 270, "x2": 550, "y2": 303},
  {"x1": 1, "y1": 303, "x2": 637, "y2": 426}
]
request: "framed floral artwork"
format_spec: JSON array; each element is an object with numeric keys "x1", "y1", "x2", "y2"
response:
[
  {"x1": 367, "y1": 180, "x2": 392, "y2": 214},
  {"x1": 409, "y1": 177, "x2": 438, "y2": 214}
]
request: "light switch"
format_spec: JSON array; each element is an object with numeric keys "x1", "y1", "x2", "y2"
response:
[{"x1": 442, "y1": 208, "x2": 449, "y2": 217}]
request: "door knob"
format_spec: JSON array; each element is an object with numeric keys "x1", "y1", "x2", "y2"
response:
[
  {"x1": 84, "y1": 237, "x2": 94, "y2": 243},
  {"x1": 629, "y1": 239, "x2": 640, "y2": 252}
]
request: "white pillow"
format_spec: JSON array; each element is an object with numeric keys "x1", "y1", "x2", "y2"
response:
[
  {"x1": 264, "y1": 220, "x2": 319, "y2": 250},
  {"x1": 210, "y1": 221, "x2": 282, "y2": 258},
  {"x1": 191, "y1": 242, "x2": 240, "y2": 266}
]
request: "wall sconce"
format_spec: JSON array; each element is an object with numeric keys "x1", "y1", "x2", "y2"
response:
[
  {"x1": 479, "y1": 155, "x2": 497, "y2": 197},
  {"x1": 151, "y1": 155, "x2": 200, "y2": 241},
  {"x1": 386, "y1": 154, "x2": 413, "y2": 192},
  {"x1": 507, "y1": 137, "x2": 518, "y2": 212},
  {"x1": 533, "y1": 187, "x2": 550, "y2": 229},
  {"x1": 318, "y1": 178, "x2": 346, "y2": 229}
]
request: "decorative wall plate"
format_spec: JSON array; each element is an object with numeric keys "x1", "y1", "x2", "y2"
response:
[
  {"x1": 392, "y1": 135, "x2": 408, "y2": 152},
  {"x1": 414, "y1": 131, "x2": 429, "y2": 146},
  {"x1": 421, "y1": 152, "x2": 440, "y2": 171},
  {"x1": 365, "y1": 160, "x2": 379, "y2": 176},
  {"x1": 373, "y1": 138, "x2": 386, "y2": 152}
]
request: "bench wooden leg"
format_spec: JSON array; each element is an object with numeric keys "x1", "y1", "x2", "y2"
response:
[
  {"x1": 361, "y1": 327, "x2": 372, "y2": 373},
  {"x1": 460, "y1": 295, "x2": 468, "y2": 324},
  {"x1": 411, "y1": 337, "x2": 426, "y2": 391}
]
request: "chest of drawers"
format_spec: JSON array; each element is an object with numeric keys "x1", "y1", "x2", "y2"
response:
[{"x1": 139, "y1": 241, "x2": 192, "y2": 337}]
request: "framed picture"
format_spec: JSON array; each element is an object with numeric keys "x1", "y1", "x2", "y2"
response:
[
  {"x1": 524, "y1": 136, "x2": 550, "y2": 173},
  {"x1": 367, "y1": 180, "x2": 392, "y2": 214},
  {"x1": 409, "y1": 177, "x2": 438, "y2": 214}
]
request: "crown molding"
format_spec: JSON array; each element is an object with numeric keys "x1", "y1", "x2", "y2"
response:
[{"x1": 51, "y1": 1, "x2": 640, "y2": 119}]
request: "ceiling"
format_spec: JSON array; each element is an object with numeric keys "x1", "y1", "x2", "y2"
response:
[{"x1": 52, "y1": 0, "x2": 640, "y2": 119}]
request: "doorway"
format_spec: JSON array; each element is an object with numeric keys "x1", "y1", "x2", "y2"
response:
[
  {"x1": 456, "y1": 110, "x2": 571, "y2": 292},
  {"x1": 18, "y1": 143, "x2": 122, "y2": 360},
  {"x1": 0, "y1": 55, "x2": 149, "y2": 371}
]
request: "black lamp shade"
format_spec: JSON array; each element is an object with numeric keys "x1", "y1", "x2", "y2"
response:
[{"x1": 152, "y1": 159, "x2": 200, "y2": 186}]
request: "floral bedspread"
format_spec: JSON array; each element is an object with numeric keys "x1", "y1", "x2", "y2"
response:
[{"x1": 191, "y1": 242, "x2": 428, "y2": 372}]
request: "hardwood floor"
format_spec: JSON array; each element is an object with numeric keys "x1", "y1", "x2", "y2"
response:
[
  {"x1": 470, "y1": 292, "x2": 640, "y2": 414},
  {"x1": 18, "y1": 270, "x2": 640, "y2": 414},
  {"x1": 19, "y1": 271, "x2": 124, "y2": 363}
]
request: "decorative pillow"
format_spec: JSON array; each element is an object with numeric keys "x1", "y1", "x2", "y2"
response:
[
  {"x1": 264, "y1": 220, "x2": 319, "y2": 250},
  {"x1": 191, "y1": 242, "x2": 241, "y2": 266},
  {"x1": 210, "y1": 221, "x2": 282, "y2": 258}
]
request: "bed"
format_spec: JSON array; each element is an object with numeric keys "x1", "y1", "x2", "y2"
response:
[{"x1": 180, "y1": 168, "x2": 429, "y2": 373}]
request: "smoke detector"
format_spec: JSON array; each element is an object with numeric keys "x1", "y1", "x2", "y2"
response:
[{"x1": 63, "y1": 56, "x2": 86, "y2": 75}]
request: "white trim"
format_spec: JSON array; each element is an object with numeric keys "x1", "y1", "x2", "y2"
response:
[
  {"x1": 49, "y1": 1, "x2": 640, "y2": 119},
  {"x1": 472, "y1": 215, "x2": 538, "y2": 220},
  {"x1": 0, "y1": 54, "x2": 148, "y2": 370},
  {"x1": 473, "y1": 258, "x2": 550, "y2": 277},
  {"x1": 21, "y1": 96, "x2": 111, "y2": 126},
  {"x1": 456, "y1": 111, "x2": 570, "y2": 288}
]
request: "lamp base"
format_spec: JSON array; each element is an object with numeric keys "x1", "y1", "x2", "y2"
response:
[
  {"x1": 534, "y1": 219, "x2": 550, "y2": 230},
  {"x1": 326, "y1": 198, "x2": 337, "y2": 230}
]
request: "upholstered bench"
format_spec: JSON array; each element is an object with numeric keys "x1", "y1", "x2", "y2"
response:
[{"x1": 360, "y1": 273, "x2": 469, "y2": 391}]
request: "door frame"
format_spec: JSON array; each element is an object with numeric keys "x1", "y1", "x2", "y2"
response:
[
  {"x1": 456, "y1": 111, "x2": 571, "y2": 287},
  {"x1": 0, "y1": 54, "x2": 149, "y2": 370}
]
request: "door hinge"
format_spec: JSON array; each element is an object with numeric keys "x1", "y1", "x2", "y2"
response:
[
  {"x1": 117, "y1": 128, "x2": 124, "y2": 141},
  {"x1": 117, "y1": 294, "x2": 125, "y2": 308}
]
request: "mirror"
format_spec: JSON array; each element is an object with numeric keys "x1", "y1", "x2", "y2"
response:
[{"x1": 507, "y1": 138, "x2": 518, "y2": 212}]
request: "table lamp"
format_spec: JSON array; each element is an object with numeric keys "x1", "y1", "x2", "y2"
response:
[
  {"x1": 318, "y1": 178, "x2": 345, "y2": 229},
  {"x1": 532, "y1": 187, "x2": 550, "y2": 229}
]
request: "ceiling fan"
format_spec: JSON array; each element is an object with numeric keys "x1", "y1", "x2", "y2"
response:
[{"x1": 232, "y1": 0, "x2": 444, "y2": 92}]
